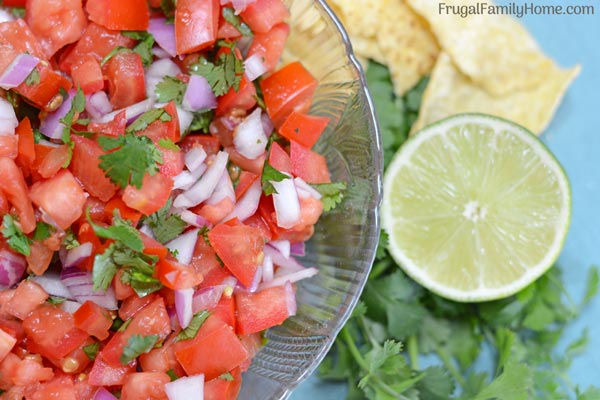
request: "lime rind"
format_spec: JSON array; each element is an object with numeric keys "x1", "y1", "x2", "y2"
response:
[{"x1": 382, "y1": 113, "x2": 571, "y2": 302}]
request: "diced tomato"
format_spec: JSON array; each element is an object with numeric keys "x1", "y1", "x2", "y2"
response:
[
  {"x1": 210, "y1": 294, "x2": 235, "y2": 328},
  {"x1": 180, "y1": 134, "x2": 221, "y2": 156},
  {"x1": 105, "y1": 197, "x2": 142, "y2": 226},
  {"x1": 0, "y1": 137, "x2": 17, "y2": 159},
  {"x1": 73, "y1": 377, "x2": 96, "y2": 400},
  {"x1": 217, "y1": 18, "x2": 241, "y2": 40},
  {"x1": 36, "y1": 144, "x2": 70, "y2": 178},
  {"x1": 59, "y1": 23, "x2": 135, "y2": 73},
  {"x1": 25, "y1": 0, "x2": 87, "y2": 58},
  {"x1": 73, "y1": 301, "x2": 113, "y2": 341},
  {"x1": 139, "y1": 335, "x2": 184, "y2": 376},
  {"x1": 15, "y1": 63, "x2": 73, "y2": 112},
  {"x1": 118, "y1": 293, "x2": 158, "y2": 322},
  {"x1": 88, "y1": 353, "x2": 135, "y2": 386},
  {"x1": 0, "y1": 19, "x2": 45, "y2": 61},
  {"x1": 120, "y1": 371, "x2": 170, "y2": 400},
  {"x1": 290, "y1": 140, "x2": 331, "y2": 183},
  {"x1": 26, "y1": 240, "x2": 54, "y2": 276},
  {"x1": 4, "y1": 280, "x2": 47, "y2": 321},
  {"x1": 86, "y1": 0, "x2": 150, "y2": 31},
  {"x1": 190, "y1": 237, "x2": 231, "y2": 289},
  {"x1": 174, "y1": 314, "x2": 249, "y2": 380},
  {"x1": 225, "y1": 145, "x2": 265, "y2": 175},
  {"x1": 25, "y1": 374, "x2": 77, "y2": 400},
  {"x1": 234, "y1": 171, "x2": 260, "y2": 201},
  {"x1": 159, "y1": 147, "x2": 185, "y2": 178},
  {"x1": 279, "y1": 111, "x2": 329, "y2": 149},
  {"x1": 0, "y1": 157, "x2": 36, "y2": 233},
  {"x1": 15, "y1": 118, "x2": 36, "y2": 170},
  {"x1": 247, "y1": 22, "x2": 289, "y2": 72},
  {"x1": 156, "y1": 256, "x2": 203, "y2": 290},
  {"x1": 106, "y1": 51, "x2": 146, "y2": 109},
  {"x1": 70, "y1": 55, "x2": 104, "y2": 94},
  {"x1": 207, "y1": 223, "x2": 264, "y2": 288},
  {"x1": 29, "y1": 169, "x2": 87, "y2": 230},
  {"x1": 236, "y1": 283, "x2": 295, "y2": 334},
  {"x1": 87, "y1": 110, "x2": 127, "y2": 137},
  {"x1": 216, "y1": 76, "x2": 257, "y2": 116},
  {"x1": 0, "y1": 318, "x2": 24, "y2": 343},
  {"x1": 240, "y1": 0, "x2": 290, "y2": 33},
  {"x1": 139, "y1": 101, "x2": 181, "y2": 143},
  {"x1": 243, "y1": 212, "x2": 273, "y2": 242},
  {"x1": 204, "y1": 367, "x2": 243, "y2": 400},
  {"x1": 12, "y1": 356, "x2": 54, "y2": 386},
  {"x1": 112, "y1": 269, "x2": 136, "y2": 301},
  {"x1": 0, "y1": 328, "x2": 16, "y2": 362},
  {"x1": 76, "y1": 222, "x2": 104, "y2": 271},
  {"x1": 0, "y1": 352, "x2": 20, "y2": 389},
  {"x1": 260, "y1": 61, "x2": 318, "y2": 127},
  {"x1": 140, "y1": 232, "x2": 169, "y2": 259},
  {"x1": 175, "y1": 0, "x2": 219, "y2": 54},
  {"x1": 268, "y1": 142, "x2": 291, "y2": 174},
  {"x1": 23, "y1": 305, "x2": 89, "y2": 360},
  {"x1": 122, "y1": 173, "x2": 173, "y2": 215},
  {"x1": 0, "y1": 0, "x2": 26, "y2": 8}
]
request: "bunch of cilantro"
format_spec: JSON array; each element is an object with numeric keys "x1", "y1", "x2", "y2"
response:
[{"x1": 318, "y1": 62, "x2": 600, "y2": 400}]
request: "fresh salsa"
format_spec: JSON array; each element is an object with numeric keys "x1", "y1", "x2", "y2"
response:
[{"x1": 0, "y1": 0, "x2": 344, "y2": 398}]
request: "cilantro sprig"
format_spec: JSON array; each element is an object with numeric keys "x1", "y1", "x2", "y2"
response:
[
  {"x1": 189, "y1": 42, "x2": 244, "y2": 96},
  {"x1": 144, "y1": 198, "x2": 187, "y2": 244},
  {"x1": 1, "y1": 215, "x2": 31, "y2": 256},
  {"x1": 120, "y1": 334, "x2": 160, "y2": 365},
  {"x1": 177, "y1": 310, "x2": 211, "y2": 341}
]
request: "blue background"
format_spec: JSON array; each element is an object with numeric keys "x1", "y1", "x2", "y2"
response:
[{"x1": 291, "y1": 1, "x2": 600, "y2": 398}]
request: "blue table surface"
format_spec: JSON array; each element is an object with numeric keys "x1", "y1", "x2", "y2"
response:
[{"x1": 291, "y1": 2, "x2": 600, "y2": 399}]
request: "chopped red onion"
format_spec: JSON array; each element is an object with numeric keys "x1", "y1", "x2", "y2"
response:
[
  {"x1": 39, "y1": 90, "x2": 75, "y2": 140},
  {"x1": 166, "y1": 229, "x2": 199, "y2": 265},
  {"x1": 182, "y1": 74, "x2": 217, "y2": 111},
  {"x1": 262, "y1": 255, "x2": 274, "y2": 283},
  {"x1": 179, "y1": 210, "x2": 212, "y2": 228},
  {"x1": 60, "y1": 267, "x2": 118, "y2": 310},
  {"x1": 31, "y1": 272, "x2": 74, "y2": 300},
  {"x1": 151, "y1": 46, "x2": 171, "y2": 59},
  {"x1": 258, "y1": 267, "x2": 318, "y2": 291},
  {"x1": 284, "y1": 281, "x2": 297, "y2": 315},
  {"x1": 245, "y1": 265, "x2": 263, "y2": 292},
  {"x1": 192, "y1": 286, "x2": 224, "y2": 313},
  {"x1": 176, "y1": 105, "x2": 194, "y2": 134},
  {"x1": 184, "y1": 146, "x2": 207, "y2": 171},
  {"x1": 233, "y1": 108, "x2": 267, "y2": 159},
  {"x1": 174, "y1": 151, "x2": 229, "y2": 207},
  {"x1": 148, "y1": 18, "x2": 177, "y2": 57},
  {"x1": 244, "y1": 53, "x2": 268, "y2": 82},
  {"x1": 225, "y1": 0, "x2": 256, "y2": 14},
  {"x1": 222, "y1": 179, "x2": 261, "y2": 222},
  {"x1": 93, "y1": 387, "x2": 118, "y2": 400},
  {"x1": 268, "y1": 240, "x2": 290, "y2": 259},
  {"x1": 294, "y1": 177, "x2": 322, "y2": 200},
  {"x1": 263, "y1": 245, "x2": 305, "y2": 272},
  {"x1": 173, "y1": 164, "x2": 207, "y2": 191},
  {"x1": 85, "y1": 91, "x2": 112, "y2": 120},
  {"x1": 60, "y1": 300, "x2": 82, "y2": 314},
  {"x1": 175, "y1": 288, "x2": 194, "y2": 329},
  {"x1": 290, "y1": 242, "x2": 306, "y2": 257},
  {"x1": 0, "y1": 249, "x2": 26, "y2": 287},
  {"x1": 206, "y1": 171, "x2": 235, "y2": 206},
  {"x1": 94, "y1": 98, "x2": 154, "y2": 123},
  {"x1": 63, "y1": 242, "x2": 93, "y2": 269},
  {"x1": 261, "y1": 112, "x2": 274, "y2": 136},
  {"x1": 272, "y1": 178, "x2": 301, "y2": 229},
  {"x1": 0, "y1": 53, "x2": 40, "y2": 90},
  {"x1": 164, "y1": 373, "x2": 204, "y2": 400}
]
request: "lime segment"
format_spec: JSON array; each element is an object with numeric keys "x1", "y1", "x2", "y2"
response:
[{"x1": 382, "y1": 114, "x2": 571, "y2": 302}]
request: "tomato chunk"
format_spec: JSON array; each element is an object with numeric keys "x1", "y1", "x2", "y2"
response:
[
  {"x1": 0, "y1": 157, "x2": 36, "y2": 233},
  {"x1": 240, "y1": 0, "x2": 290, "y2": 33},
  {"x1": 73, "y1": 300, "x2": 113, "y2": 340},
  {"x1": 235, "y1": 283, "x2": 295, "y2": 334},
  {"x1": 120, "y1": 372, "x2": 170, "y2": 400},
  {"x1": 247, "y1": 22, "x2": 289, "y2": 72},
  {"x1": 290, "y1": 140, "x2": 331, "y2": 183},
  {"x1": 175, "y1": 0, "x2": 219, "y2": 54},
  {"x1": 86, "y1": 0, "x2": 150, "y2": 31},
  {"x1": 122, "y1": 173, "x2": 173, "y2": 215},
  {"x1": 106, "y1": 51, "x2": 146, "y2": 109},
  {"x1": 4, "y1": 280, "x2": 48, "y2": 320},
  {"x1": 279, "y1": 111, "x2": 329, "y2": 149}
]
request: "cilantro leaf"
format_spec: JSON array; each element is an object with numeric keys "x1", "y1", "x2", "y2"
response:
[
  {"x1": 311, "y1": 182, "x2": 346, "y2": 212},
  {"x1": 189, "y1": 48, "x2": 244, "y2": 96},
  {"x1": 63, "y1": 230, "x2": 81, "y2": 250},
  {"x1": 47, "y1": 296, "x2": 66, "y2": 305},
  {"x1": 88, "y1": 211, "x2": 143, "y2": 252},
  {"x1": 167, "y1": 369, "x2": 179, "y2": 381},
  {"x1": 157, "y1": 138, "x2": 180, "y2": 151},
  {"x1": 472, "y1": 359, "x2": 533, "y2": 400},
  {"x1": 160, "y1": 0, "x2": 176, "y2": 23},
  {"x1": 145, "y1": 198, "x2": 187, "y2": 244},
  {"x1": 119, "y1": 260, "x2": 163, "y2": 297},
  {"x1": 98, "y1": 132, "x2": 163, "y2": 189},
  {"x1": 24, "y1": 67, "x2": 40, "y2": 86},
  {"x1": 100, "y1": 46, "x2": 130, "y2": 67},
  {"x1": 60, "y1": 87, "x2": 86, "y2": 143},
  {"x1": 1, "y1": 215, "x2": 31, "y2": 256},
  {"x1": 123, "y1": 31, "x2": 155, "y2": 67},
  {"x1": 261, "y1": 162, "x2": 288, "y2": 195},
  {"x1": 222, "y1": 8, "x2": 253, "y2": 36},
  {"x1": 120, "y1": 334, "x2": 160, "y2": 365},
  {"x1": 155, "y1": 76, "x2": 187, "y2": 105},
  {"x1": 83, "y1": 342, "x2": 100, "y2": 361},
  {"x1": 189, "y1": 110, "x2": 214, "y2": 134},
  {"x1": 92, "y1": 244, "x2": 120, "y2": 291},
  {"x1": 219, "y1": 372, "x2": 234, "y2": 381},
  {"x1": 126, "y1": 108, "x2": 172, "y2": 134},
  {"x1": 177, "y1": 310, "x2": 211, "y2": 341},
  {"x1": 32, "y1": 221, "x2": 53, "y2": 242}
]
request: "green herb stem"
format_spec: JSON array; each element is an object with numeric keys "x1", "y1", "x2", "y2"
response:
[
  {"x1": 407, "y1": 334, "x2": 419, "y2": 370},
  {"x1": 436, "y1": 345, "x2": 466, "y2": 389}
]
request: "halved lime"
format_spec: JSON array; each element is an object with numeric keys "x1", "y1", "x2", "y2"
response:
[{"x1": 382, "y1": 114, "x2": 571, "y2": 302}]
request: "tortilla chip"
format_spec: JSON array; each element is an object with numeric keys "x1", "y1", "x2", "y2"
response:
[
  {"x1": 406, "y1": 0, "x2": 554, "y2": 96},
  {"x1": 376, "y1": 0, "x2": 440, "y2": 96},
  {"x1": 411, "y1": 52, "x2": 580, "y2": 135}
]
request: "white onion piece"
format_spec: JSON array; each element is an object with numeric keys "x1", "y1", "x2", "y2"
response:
[
  {"x1": 146, "y1": 58, "x2": 181, "y2": 99},
  {"x1": 184, "y1": 146, "x2": 207, "y2": 171},
  {"x1": 263, "y1": 245, "x2": 305, "y2": 272},
  {"x1": 39, "y1": 90, "x2": 74, "y2": 139},
  {"x1": 166, "y1": 228, "x2": 199, "y2": 265},
  {"x1": 229, "y1": 0, "x2": 256, "y2": 14},
  {"x1": 272, "y1": 178, "x2": 301, "y2": 229},
  {"x1": 294, "y1": 177, "x2": 322, "y2": 199},
  {"x1": 244, "y1": 53, "x2": 268, "y2": 82},
  {"x1": 0, "y1": 249, "x2": 26, "y2": 287},
  {"x1": 261, "y1": 112, "x2": 274, "y2": 136},
  {"x1": 192, "y1": 286, "x2": 224, "y2": 313},
  {"x1": 180, "y1": 210, "x2": 212, "y2": 228},
  {"x1": 94, "y1": 98, "x2": 154, "y2": 123},
  {"x1": 175, "y1": 288, "x2": 194, "y2": 329},
  {"x1": 60, "y1": 300, "x2": 82, "y2": 314},
  {"x1": 0, "y1": 9, "x2": 14, "y2": 23},
  {"x1": 176, "y1": 106, "x2": 194, "y2": 134},
  {"x1": 64, "y1": 242, "x2": 93, "y2": 269},
  {"x1": 93, "y1": 387, "x2": 119, "y2": 400},
  {"x1": 233, "y1": 108, "x2": 267, "y2": 159},
  {"x1": 245, "y1": 265, "x2": 262, "y2": 292},
  {"x1": 31, "y1": 272, "x2": 73, "y2": 300},
  {"x1": 206, "y1": 171, "x2": 235, "y2": 205},
  {"x1": 148, "y1": 18, "x2": 177, "y2": 57},
  {"x1": 222, "y1": 179, "x2": 261, "y2": 222},
  {"x1": 85, "y1": 91, "x2": 112, "y2": 120},
  {"x1": 174, "y1": 151, "x2": 229, "y2": 207},
  {"x1": 268, "y1": 240, "x2": 290, "y2": 259},
  {"x1": 262, "y1": 255, "x2": 274, "y2": 283},
  {"x1": 258, "y1": 267, "x2": 318, "y2": 291},
  {"x1": 182, "y1": 74, "x2": 217, "y2": 111},
  {"x1": 165, "y1": 373, "x2": 204, "y2": 400},
  {"x1": 173, "y1": 163, "x2": 207, "y2": 191},
  {"x1": 0, "y1": 53, "x2": 40, "y2": 90},
  {"x1": 0, "y1": 97, "x2": 18, "y2": 135}
]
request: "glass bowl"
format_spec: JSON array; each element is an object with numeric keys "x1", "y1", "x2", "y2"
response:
[{"x1": 239, "y1": 0, "x2": 382, "y2": 398}]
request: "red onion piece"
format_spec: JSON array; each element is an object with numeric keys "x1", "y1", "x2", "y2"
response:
[
  {"x1": 94, "y1": 98, "x2": 154, "y2": 123},
  {"x1": 61, "y1": 267, "x2": 118, "y2": 310},
  {"x1": 175, "y1": 288, "x2": 194, "y2": 329},
  {"x1": 206, "y1": 171, "x2": 235, "y2": 206},
  {"x1": 85, "y1": 91, "x2": 112, "y2": 120},
  {"x1": 152, "y1": 46, "x2": 171, "y2": 59},
  {"x1": 223, "y1": 0, "x2": 256, "y2": 14},
  {"x1": 263, "y1": 245, "x2": 305, "y2": 272},
  {"x1": 245, "y1": 264, "x2": 263, "y2": 292},
  {"x1": 31, "y1": 272, "x2": 74, "y2": 300},
  {"x1": 164, "y1": 373, "x2": 204, "y2": 400},
  {"x1": 39, "y1": 90, "x2": 75, "y2": 140},
  {"x1": 244, "y1": 53, "x2": 268, "y2": 82},
  {"x1": 262, "y1": 255, "x2": 274, "y2": 283},
  {"x1": 0, "y1": 249, "x2": 26, "y2": 287},
  {"x1": 233, "y1": 108, "x2": 267, "y2": 159},
  {"x1": 290, "y1": 241, "x2": 306, "y2": 256},
  {"x1": 93, "y1": 387, "x2": 118, "y2": 400},
  {"x1": 261, "y1": 111, "x2": 274, "y2": 136},
  {"x1": 174, "y1": 151, "x2": 229, "y2": 208},
  {"x1": 0, "y1": 97, "x2": 18, "y2": 136},
  {"x1": 222, "y1": 179, "x2": 261, "y2": 222},
  {"x1": 166, "y1": 229, "x2": 199, "y2": 265},
  {"x1": 64, "y1": 242, "x2": 93, "y2": 269},
  {"x1": 60, "y1": 300, "x2": 82, "y2": 314},
  {"x1": 284, "y1": 281, "x2": 297, "y2": 315},
  {"x1": 182, "y1": 74, "x2": 217, "y2": 111},
  {"x1": 179, "y1": 210, "x2": 212, "y2": 228},
  {"x1": 0, "y1": 53, "x2": 40, "y2": 90},
  {"x1": 148, "y1": 18, "x2": 177, "y2": 57},
  {"x1": 268, "y1": 240, "x2": 290, "y2": 259},
  {"x1": 258, "y1": 267, "x2": 318, "y2": 291},
  {"x1": 176, "y1": 105, "x2": 194, "y2": 134},
  {"x1": 192, "y1": 286, "x2": 224, "y2": 313},
  {"x1": 184, "y1": 146, "x2": 207, "y2": 171},
  {"x1": 272, "y1": 178, "x2": 301, "y2": 229}
]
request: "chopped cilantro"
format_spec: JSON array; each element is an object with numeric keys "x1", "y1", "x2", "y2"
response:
[
  {"x1": 123, "y1": 31, "x2": 155, "y2": 67},
  {"x1": 219, "y1": 372, "x2": 235, "y2": 381},
  {"x1": 119, "y1": 259, "x2": 163, "y2": 297},
  {"x1": 120, "y1": 334, "x2": 160, "y2": 365},
  {"x1": 189, "y1": 47, "x2": 244, "y2": 96},
  {"x1": 189, "y1": 110, "x2": 214, "y2": 134},
  {"x1": 158, "y1": 138, "x2": 180, "y2": 151},
  {"x1": 100, "y1": 46, "x2": 130, "y2": 67},
  {"x1": 155, "y1": 76, "x2": 186, "y2": 105},
  {"x1": 24, "y1": 68, "x2": 40, "y2": 86},
  {"x1": 83, "y1": 342, "x2": 100, "y2": 361},
  {"x1": 145, "y1": 198, "x2": 187, "y2": 244},
  {"x1": 110, "y1": 316, "x2": 126, "y2": 332},
  {"x1": 63, "y1": 230, "x2": 81, "y2": 250},
  {"x1": 10, "y1": 7, "x2": 25, "y2": 18},
  {"x1": 126, "y1": 108, "x2": 172, "y2": 134},
  {"x1": 160, "y1": 0, "x2": 177, "y2": 23},
  {"x1": 311, "y1": 182, "x2": 347, "y2": 212},
  {"x1": 1, "y1": 215, "x2": 31, "y2": 256},
  {"x1": 32, "y1": 221, "x2": 53, "y2": 242},
  {"x1": 177, "y1": 310, "x2": 211, "y2": 341},
  {"x1": 167, "y1": 369, "x2": 179, "y2": 381},
  {"x1": 98, "y1": 131, "x2": 163, "y2": 189},
  {"x1": 88, "y1": 211, "x2": 143, "y2": 252},
  {"x1": 261, "y1": 162, "x2": 288, "y2": 195},
  {"x1": 222, "y1": 8, "x2": 253, "y2": 37},
  {"x1": 47, "y1": 296, "x2": 66, "y2": 305},
  {"x1": 60, "y1": 87, "x2": 86, "y2": 149}
]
